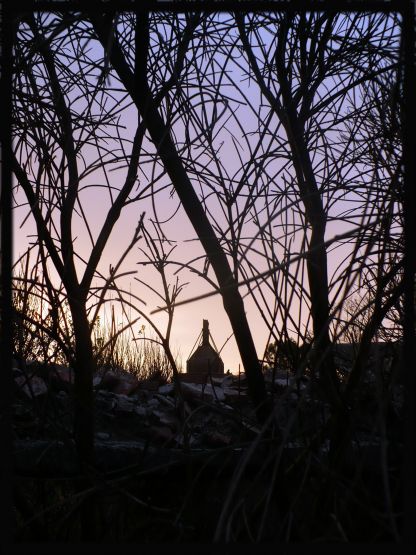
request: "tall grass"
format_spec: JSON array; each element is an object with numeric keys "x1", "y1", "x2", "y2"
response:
[
  {"x1": 92, "y1": 315, "x2": 179, "y2": 383},
  {"x1": 12, "y1": 259, "x2": 178, "y2": 383}
]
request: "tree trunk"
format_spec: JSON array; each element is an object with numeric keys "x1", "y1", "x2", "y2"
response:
[
  {"x1": 236, "y1": 14, "x2": 340, "y2": 412},
  {"x1": 89, "y1": 13, "x2": 270, "y2": 424},
  {"x1": 68, "y1": 294, "x2": 97, "y2": 540},
  {"x1": 280, "y1": 112, "x2": 341, "y2": 412},
  {"x1": 69, "y1": 296, "x2": 95, "y2": 467}
]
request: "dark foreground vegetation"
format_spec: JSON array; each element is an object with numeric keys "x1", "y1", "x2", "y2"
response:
[{"x1": 12, "y1": 340, "x2": 404, "y2": 542}]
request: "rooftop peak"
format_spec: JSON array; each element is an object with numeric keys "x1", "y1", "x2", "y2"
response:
[{"x1": 202, "y1": 319, "x2": 209, "y2": 346}]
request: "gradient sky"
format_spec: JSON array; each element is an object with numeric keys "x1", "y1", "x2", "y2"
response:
[{"x1": 13, "y1": 11, "x2": 401, "y2": 373}]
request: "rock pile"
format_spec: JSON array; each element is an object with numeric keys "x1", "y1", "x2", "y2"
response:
[
  {"x1": 12, "y1": 361, "x2": 266, "y2": 453},
  {"x1": 12, "y1": 359, "x2": 400, "y2": 477}
]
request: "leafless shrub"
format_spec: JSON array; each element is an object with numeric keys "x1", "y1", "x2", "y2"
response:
[{"x1": 11, "y1": 6, "x2": 405, "y2": 543}]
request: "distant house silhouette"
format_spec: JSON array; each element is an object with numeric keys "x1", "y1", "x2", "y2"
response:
[{"x1": 184, "y1": 320, "x2": 224, "y2": 383}]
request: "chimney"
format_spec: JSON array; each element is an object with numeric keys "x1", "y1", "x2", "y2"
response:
[{"x1": 202, "y1": 319, "x2": 209, "y2": 346}]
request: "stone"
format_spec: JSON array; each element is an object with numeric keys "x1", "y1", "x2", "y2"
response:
[
  {"x1": 181, "y1": 382, "x2": 205, "y2": 402},
  {"x1": 111, "y1": 374, "x2": 140, "y2": 396},
  {"x1": 98, "y1": 370, "x2": 120, "y2": 391},
  {"x1": 158, "y1": 383, "x2": 174, "y2": 396},
  {"x1": 113, "y1": 393, "x2": 136, "y2": 414},
  {"x1": 50, "y1": 366, "x2": 74, "y2": 384},
  {"x1": 140, "y1": 380, "x2": 160, "y2": 391},
  {"x1": 15, "y1": 375, "x2": 48, "y2": 398},
  {"x1": 151, "y1": 409, "x2": 180, "y2": 431},
  {"x1": 95, "y1": 390, "x2": 116, "y2": 412},
  {"x1": 205, "y1": 384, "x2": 225, "y2": 402},
  {"x1": 210, "y1": 376, "x2": 225, "y2": 386},
  {"x1": 223, "y1": 388, "x2": 241, "y2": 398},
  {"x1": 96, "y1": 370, "x2": 140, "y2": 396},
  {"x1": 96, "y1": 432, "x2": 111, "y2": 440},
  {"x1": 181, "y1": 382, "x2": 225, "y2": 403},
  {"x1": 146, "y1": 398, "x2": 160, "y2": 410},
  {"x1": 13, "y1": 404, "x2": 33, "y2": 420},
  {"x1": 223, "y1": 375, "x2": 235, "y2": 387},
  {"x1": 134, "y1": 406, "x2": 147, "y2": 417},
  {"x1": 202, "y1": 431, "x2": 231, "y2": 447},
  {"x1": 154, "y1": 393, "x2": 175, "y2": 408},
  {"x1": 148, "y1": 425, "x2": 176, "y2": 445}
]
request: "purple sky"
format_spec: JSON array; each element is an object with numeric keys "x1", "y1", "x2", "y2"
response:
[{"x1": 13, "y1": 12, "x2": 401, "y2": 373}]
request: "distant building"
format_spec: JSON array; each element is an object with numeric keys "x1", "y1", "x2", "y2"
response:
[{"x1": 185, "y1": 319, "x2": 224, "y2": 383}]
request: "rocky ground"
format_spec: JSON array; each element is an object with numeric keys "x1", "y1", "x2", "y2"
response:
[
  {"x1": 12, "y1": 358, "x2": 403, "y2": 476},
  {"x1": 12, "y1": 361, "x2": 261, "y2": 474},
  {"x1": 11, "y1": 359, "x2": 404, "y2": 542}
]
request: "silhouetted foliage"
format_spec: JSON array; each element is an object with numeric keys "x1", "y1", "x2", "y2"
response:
[{"x1": 11, "y1": 6, "x2": 406, "y2": 543}]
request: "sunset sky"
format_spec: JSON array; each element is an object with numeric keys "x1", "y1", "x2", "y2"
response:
[{"x1": 12, "y1": 11, "x2": 401, "y2": 373}]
